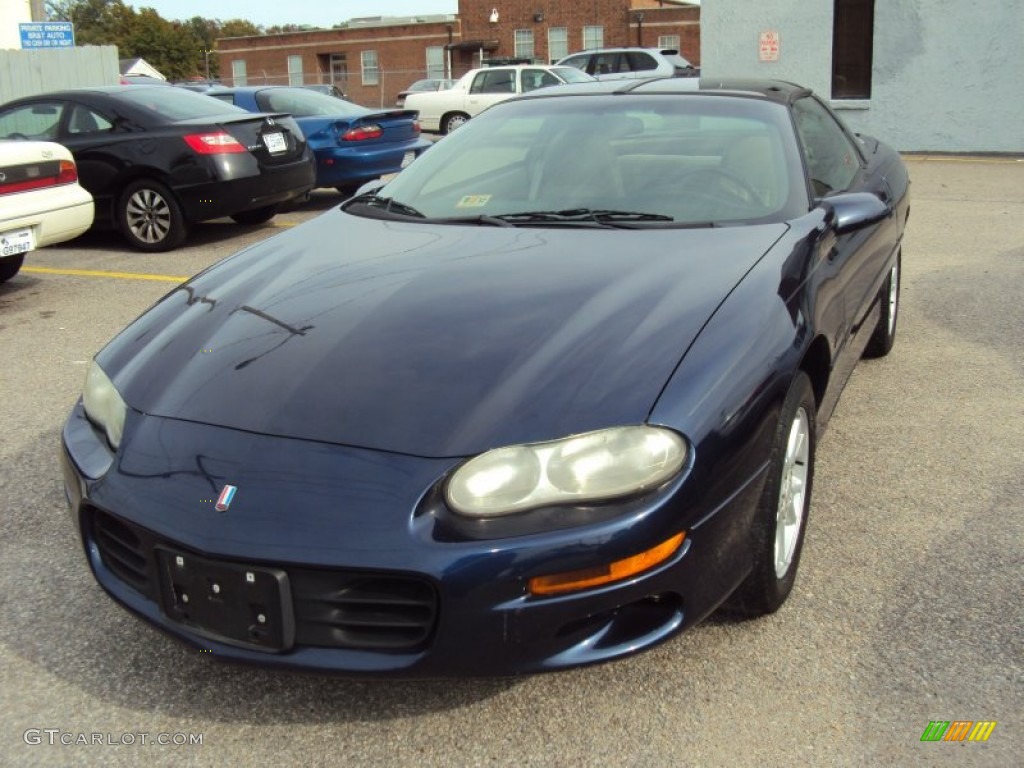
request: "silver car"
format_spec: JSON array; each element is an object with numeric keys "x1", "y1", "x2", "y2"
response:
[{"x1": 558, "y1": 47, "x2": 698, "y2": 80}]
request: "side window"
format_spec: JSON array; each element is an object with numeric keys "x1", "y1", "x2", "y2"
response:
[
  {"x1": 520, "y1": 69, "x2": 559, "y2": 92},
  {"x1": 792, "y1": 96, "x2": 861, "y2": 195},
  {"x1": 0, "y1": 102, "x2": 64, "y2": 140},
  {"x1": 593, "y1": 52, "x2": 621, "y2": 75},
  {"x1": 625, "y1": 52, "x2": 658, "y2": 72},
  {"x1": 67, "y1": 104, "x2": 113, "y2": 135},
  {"x1": 469, "y1": 71, "x2": 488, "y2": 94},
  {"x1": 478, "y1": 70, "x2": 514, "y2": 94}
]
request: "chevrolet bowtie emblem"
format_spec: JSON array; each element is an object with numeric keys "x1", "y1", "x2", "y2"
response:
[{"x1": 215, "y1": 484, "x2": 237, "y2": 512}]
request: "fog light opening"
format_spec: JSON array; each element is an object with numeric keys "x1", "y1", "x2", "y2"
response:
[{"x1": 529, "y1": 532, "x2": 685, "y2": 597}]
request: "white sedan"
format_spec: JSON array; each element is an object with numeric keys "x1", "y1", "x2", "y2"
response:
[
  {"x1": 1, "y1": 140, "x2": 94, "y2": 282},
  {"x1": 405, "y1": 65, "x2": 594, "y2": 134}
]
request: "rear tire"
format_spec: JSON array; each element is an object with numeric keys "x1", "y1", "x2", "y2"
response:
[
  {"x1": 0, "y1": 254, "x2": 25, "y2": 283},
  {"x1": 118, "y1": 179, "x2": 189, "y2": 252},
  {"x1": 442, "y1": 112, "x2": 470, "y2": 134},
  {"x1": 729, "y1": 372, "x2": 816, "y2": 617},
  {"x1": 231, "y1": 204, "x2": 280, "y2": 225},
  {"x1": 863, "y1": 250, "x2": 901, "y2": 358}
]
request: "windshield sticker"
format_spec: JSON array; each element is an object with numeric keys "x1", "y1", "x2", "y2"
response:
[{"x1": 456, "y1": 195, "x2": 492, "y2": 208}]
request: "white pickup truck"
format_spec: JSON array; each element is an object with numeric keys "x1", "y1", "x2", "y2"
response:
[{"x1": 405, "y1": 65, "x2": 594, "y2": 134}]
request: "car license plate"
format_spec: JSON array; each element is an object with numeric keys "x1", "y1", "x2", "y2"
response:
[
  {"x1": 155, "y1": 548, "x2": 295, "y2": 651},
  {"x1": 0, "y1": 227, "x2": 35, "y2": 257},
  {"x1": 262, "y1": 132, "x2": 287, "y2": 154},
  {"x1": 400, "y1": 150, "x2": 416, "y2": 168}
]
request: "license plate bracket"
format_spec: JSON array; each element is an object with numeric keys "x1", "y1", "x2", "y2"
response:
[
  {"x1": 1, "y1": 227, "x2": 35, "y2": 258},
  {"x1": 156, "y1": 548, "x2": 294, "y2": 652},
  {"x1": 262, "y1": 132, "x2": 287, "y2": 154}
]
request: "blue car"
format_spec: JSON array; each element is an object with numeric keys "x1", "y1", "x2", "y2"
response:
[
  {"x1": 61, "y1": 79, "x2": 909, "y2": 677},
  {"x1": 209, "y1": 86, "x2": 431, "y2": 192}
]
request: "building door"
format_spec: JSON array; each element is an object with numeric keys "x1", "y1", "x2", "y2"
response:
[{"x1": 330, "y1": 54, "x2": 348, "y2": 90}]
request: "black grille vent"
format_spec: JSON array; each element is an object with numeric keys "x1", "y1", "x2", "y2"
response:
[
  {"x1": 91, "y1": 509, "x2": 153, "y2": 595},
  {"x1": 87, "y1": 507, "x2": 438, "y2": 652},
  {"x1": 290, "y1": 571, "x2": 437, "y2": 650}
]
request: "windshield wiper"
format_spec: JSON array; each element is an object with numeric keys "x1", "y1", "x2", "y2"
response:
[
  {"x1": 344, "y1": 193, "x2": 425, "y2": 219},
  {"x1": 433, "y1": 214, "x2": 516, "y2": 227},
  {"x1": 491, "y1": 208, "x2": 674, "y2": 228}
]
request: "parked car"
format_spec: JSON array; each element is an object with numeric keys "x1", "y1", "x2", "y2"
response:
[
  {"x1": 0, "y1": 87, "x2": 315, "y2": 251},
  {"x1": 208, "y1": 86, "x2": 431, "y2": 192},
  {"x1": 404, "y1": 64, "x2": 595, "y2": 133},
  {"x1": 118, "y1": 74, "x2": 170, "y2": 86},
  {"x1": 61, "y1": 78, "x2": 909, "y2": 676},
  {"x1": 300, "y1": 84, "x2": 347, "y2": 100},
  {"x1": 173, "y1": 79, "x2": 224, "y2": 93},
  {"x1": 0, "y1": 140, "x2": 94, "y2": 282},
  {"x1": 395, "y1": 78, "x2": 454, "y2": 108},
  {"x1": 558, "y1": 47, "x2": 698, "y2": 80}
]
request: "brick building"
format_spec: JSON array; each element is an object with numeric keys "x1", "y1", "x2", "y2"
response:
[{"x1": 216, "y1": 1, "x2": 700, "y2": 108}]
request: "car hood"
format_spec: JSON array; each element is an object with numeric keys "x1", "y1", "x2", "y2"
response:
[{"x1": 99, "y1": 211, "x2": 787, "y2": 458}]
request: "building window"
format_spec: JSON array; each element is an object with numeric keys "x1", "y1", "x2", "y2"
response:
[
  {"x1": 361, "y1": 50, "x2": 379, "y2": 86},
  {"x1": 583, "y1": 25, "x2": 604, "y2": 50},
  {"x1": 231, "y1": 59, "x2": 247, "y2": 86},
  {"x1": 832, "y1": 0, "x2": 874, "y2": 99},
  {"x1": 658, "y1": 35, "x2": 680, "y2": 51},
  {"x1": 514, "y1": 29, "x2": 535, "y2": 60},
  {"x1": 287, "y1": 55, "x2": 303, "y2": 86},
  {"x1": 426, "y1": 46, "x2": 445, "y2": 79},
  {"x1": 548, "y1": 27, "x2": 568, "y2": 63}
]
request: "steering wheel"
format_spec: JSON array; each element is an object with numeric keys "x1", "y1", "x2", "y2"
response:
[{"x1": 676, "y1": 167, "x2": 763, "y2": 207}]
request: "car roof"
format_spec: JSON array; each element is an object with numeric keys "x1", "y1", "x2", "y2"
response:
[{"x1": 514, "y1": 77, "x2": 811, "y2": 105}]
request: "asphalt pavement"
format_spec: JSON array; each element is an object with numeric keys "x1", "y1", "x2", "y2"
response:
[{"x1": 0, "y1": 161, "x2": 1021, "y2": 767}]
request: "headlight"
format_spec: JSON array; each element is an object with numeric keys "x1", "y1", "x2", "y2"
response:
[
  {"x1": 446, "y1": 426, "x2": 687, "y2": 517},
  {"x1": 82, "y1": 361, "x2": 127, "y2": 450}
]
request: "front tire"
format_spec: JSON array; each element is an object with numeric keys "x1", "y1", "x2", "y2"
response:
[
  {"x1": 118, "y1": 179, "x2": 189, "y2": 252},
  {"x1": 442, "y1": 112, "x2": 470, "y2": 134},
  {"x1": 729, "y1": 371, "x2": 816, "y2": 616},
  {"x1": 0, "y1": 254, "x2": 25, "y2": 283},
  {"x1": 863, "y1": 250, "x2": 901, "y2": 358}
]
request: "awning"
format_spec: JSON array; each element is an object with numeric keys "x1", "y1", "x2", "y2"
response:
[{"x1": 446, "y1": 40, "x2": 500, "y2": 51}]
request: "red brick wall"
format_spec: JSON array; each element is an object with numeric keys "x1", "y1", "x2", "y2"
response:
[
  {"x1": 216, "y1": 2, "x2": 700, "y2": 108},
  {"x1": 218, "y1": 20, "x2": 463, "y2": 109},
  {"x1": 458, "y1": 0, "x2": 699, "y2": 65}
]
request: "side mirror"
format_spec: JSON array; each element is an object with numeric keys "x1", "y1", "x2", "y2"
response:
[{"x1": 821, "y1": 192, "x2": 890, "y2": 234}]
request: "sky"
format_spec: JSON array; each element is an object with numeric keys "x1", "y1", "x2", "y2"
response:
[{"x1": 124, "y1": 1, "x2": 459, "y2": 28}]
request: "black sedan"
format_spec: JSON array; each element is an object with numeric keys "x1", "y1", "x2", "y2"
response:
[
  {"x1": 0, "y1": 87, "x2": 315, "y2": 251},
  {"x1": 60, "y1": 79, "x2": 909, "y2": 676}
]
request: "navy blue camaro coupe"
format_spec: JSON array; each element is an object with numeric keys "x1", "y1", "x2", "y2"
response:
[
  {"x1": 61, "y1": 79, "x2": 909, "y2": 676},
  {"x1": 207, "y1": 86, "x2": 432, "y2": 192}
]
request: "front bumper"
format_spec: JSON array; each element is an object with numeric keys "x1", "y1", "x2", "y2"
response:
[{"x1": 61, "y1": 404, "x2": 759, "y2": 677}]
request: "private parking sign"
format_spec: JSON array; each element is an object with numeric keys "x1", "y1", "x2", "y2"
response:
[{"x1": 19, "y1": 22, "x2": 75, "y2": 49}]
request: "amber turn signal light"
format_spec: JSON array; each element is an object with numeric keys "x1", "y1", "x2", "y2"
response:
[{"x1": 528, "y1": 532, "x2": 685, "y2": 596}]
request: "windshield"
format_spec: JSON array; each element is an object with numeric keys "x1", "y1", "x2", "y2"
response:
[
  {"x1": 254, "y1": 88, "x2": 369, "y2": 118},
  {"x1": 357, "y1": 94, "x2": 806, "y2": 227},
  {"x1": 551, "y1": 67, "x2": 598, "y2": 84}
]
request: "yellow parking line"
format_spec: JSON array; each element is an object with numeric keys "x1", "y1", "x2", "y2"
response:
[{"x1": 21, "y1": 266, "x2": 189, "y2": 283}]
